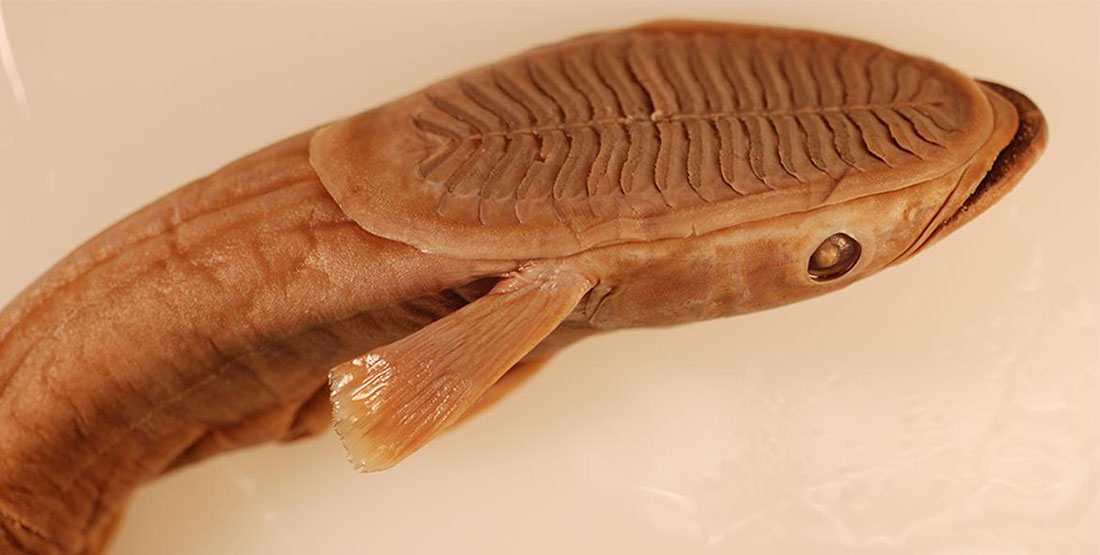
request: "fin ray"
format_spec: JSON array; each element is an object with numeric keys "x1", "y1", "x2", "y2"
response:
[{"x1": 329, "y1": 266, "x2": 591, "y2": 471}]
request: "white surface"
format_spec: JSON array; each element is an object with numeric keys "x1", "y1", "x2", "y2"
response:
[{"x1": 1, "y1": 1, "x2": 1097, "y2": 553}]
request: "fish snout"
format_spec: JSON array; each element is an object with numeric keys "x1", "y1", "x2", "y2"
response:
[{"x1": 919, "y1": 81, "x2": 1048, "y2": 249}]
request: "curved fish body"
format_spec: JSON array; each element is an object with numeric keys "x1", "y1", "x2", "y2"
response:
[{"x1": 0, "y1": 21, "x2": 1045, "y2": 554}]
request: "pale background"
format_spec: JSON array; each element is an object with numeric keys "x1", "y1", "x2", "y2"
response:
[{"x1": 1, "y1": 1, "x2": 1097, "y2": 553}]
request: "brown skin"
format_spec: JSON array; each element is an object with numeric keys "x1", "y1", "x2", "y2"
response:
[
  {"x1": 0, "y1": 30, "x2": 1045, "y2": 555},
  {"x1": 0, "y1": 133, "x2": 515, "y2": 553}
]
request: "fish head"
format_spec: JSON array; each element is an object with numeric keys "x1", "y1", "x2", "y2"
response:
[{"x1": 575, "y1": 82, "x2": 1046, "y2": 329}]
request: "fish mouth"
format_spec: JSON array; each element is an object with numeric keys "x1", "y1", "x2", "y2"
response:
[{"x1": 920, "y1": 81, "x2": 1048, "y2": 247}]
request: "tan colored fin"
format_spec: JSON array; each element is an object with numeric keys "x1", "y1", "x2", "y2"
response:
[
  {"x1": 328, "y1": 266, "x2": 592, "y2": 471},
  {"x1": 454, "y1": 358, "x2": 549, "y2": 427}
]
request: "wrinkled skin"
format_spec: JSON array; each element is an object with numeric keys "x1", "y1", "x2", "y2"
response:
[
  {"x1": 0, "y1": 34, "x2": 1046, "y2": 555},
  {"x1": 0, "y1": 134, "x2": 522, "y2": 553}
]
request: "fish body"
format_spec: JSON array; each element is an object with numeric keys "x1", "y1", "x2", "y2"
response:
[{"x1": 0, "y1": 21, "x2": 1045, "y2": 554}]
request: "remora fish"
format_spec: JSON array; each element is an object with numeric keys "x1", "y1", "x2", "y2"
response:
[{"x1": 0, "y1": 21, "x2": 1046, "y2": 554}]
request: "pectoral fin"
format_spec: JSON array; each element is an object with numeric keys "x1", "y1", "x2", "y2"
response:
[
  {"x1": 328, "y1": 266, "x2": 592, "y2": 471},
  {"x1": 454, "y1": 358, "x2": 549, "y2": 426}
]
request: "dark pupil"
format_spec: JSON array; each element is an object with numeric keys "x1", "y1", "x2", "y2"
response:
[{"x1": 808, "y1": 233, "x2": 860, "y2": 281}]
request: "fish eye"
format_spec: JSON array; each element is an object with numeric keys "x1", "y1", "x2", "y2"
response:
[{"x1": 808, "y1": 233, "x2": 861, "y2": 281}]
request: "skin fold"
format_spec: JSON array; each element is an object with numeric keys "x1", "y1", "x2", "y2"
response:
[
  {"x1": 0, "y1": 133, "x2": 518, "y2": 553},
  {"x1": 0, "y1": 21, "x2": 1045, "y2": 554}
]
